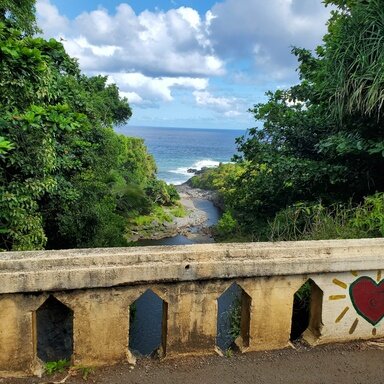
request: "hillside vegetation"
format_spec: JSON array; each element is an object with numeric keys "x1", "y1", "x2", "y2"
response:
[
  {"x1": 0, "y1": 3, "x2": 178, "y2": 250},
  {"x1": 192, "y1": 0, "x2": 384, "y2": 242}
]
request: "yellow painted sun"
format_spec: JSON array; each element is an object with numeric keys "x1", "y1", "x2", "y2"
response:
[{"x1": 329, "y1": 270, "x2": 383, "y2": 336}]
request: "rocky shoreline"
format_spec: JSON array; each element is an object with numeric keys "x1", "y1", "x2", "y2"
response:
[
  {"x1": 175, "y1": 183, "x2": 220, "y2": 242},
  {"x1": 126, "y1": 182, "x2": 221, "y2": 243},
  {"x1": 176, "y1": 182, "x2": 224, "y2": 210}
]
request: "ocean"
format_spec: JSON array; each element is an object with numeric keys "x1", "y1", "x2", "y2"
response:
[{"x1": 115, "y1": 126, "x2": 246, "y2": 185}]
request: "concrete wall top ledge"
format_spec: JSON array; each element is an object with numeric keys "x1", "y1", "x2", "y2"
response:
[{"x1": 0, "y1": 238, "x2": 383, "y2": 294}]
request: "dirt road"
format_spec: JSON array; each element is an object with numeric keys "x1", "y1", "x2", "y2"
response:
[{"x1": 6, "y1": 340, "x2": 384, "y2": 384}]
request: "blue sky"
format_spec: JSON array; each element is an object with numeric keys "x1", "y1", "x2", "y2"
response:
[
  {"x1": 50, "y1": 1, "x2": 215, "y2": 18},
  {"x1": 36, "y1": 0, "x2": 332, "y2": 129}
]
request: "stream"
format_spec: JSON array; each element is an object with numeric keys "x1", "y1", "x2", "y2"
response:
[{"x1": 136, "y1": 198, "x2": 221, "y2": 246}]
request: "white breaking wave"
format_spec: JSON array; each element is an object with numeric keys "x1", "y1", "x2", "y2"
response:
[
  {"x1": 169, "y1": 159, "x2": 221, "y2": 176},
  {"x1": 166, "y1": 178, "x2": 188, "y2": 185}
]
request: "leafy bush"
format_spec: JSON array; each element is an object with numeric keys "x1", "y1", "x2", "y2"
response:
[
  {"x1": 189, "y1": 163, "x2": 244, "y2": 197},
  {"x1": 215, "y1": 212, "x2": 238, "y2": 238},
  {"x1": 128, "y1": 205, "x2": 173, "y2": 227},
  {"x1": 145, "y1": 179, "x2": 179, "y2": 206},
  {"x1": 229, "y1": 298, "x2": 241, "y2": 340},
  {"x1": 268, "y1": 193, "x2": 384, "y2": 241},
  {"x1": 351, "y1": 193, "x2": 384, "y2": 236}
]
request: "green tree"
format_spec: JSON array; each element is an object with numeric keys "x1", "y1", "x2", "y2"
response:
[
  {"x1": 0, "y1": 0, "x2": 38, "y2": 35},
  {"x1": 0, "y1": 18, "x2": 165, "y2": 250},
  {"x1": 0, "y1": 136, "x2": 14, "y2": 156},
  {"x1": 227, "y1": 0, "x2": 384, "y2": 239}
]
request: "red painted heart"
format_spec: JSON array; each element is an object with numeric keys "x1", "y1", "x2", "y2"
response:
[{"x1": 349, "y1": 276, "x2": 384, "y2": 326}]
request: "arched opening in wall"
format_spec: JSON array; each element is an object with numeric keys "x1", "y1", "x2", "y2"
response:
[
  {"x1": 129, "y1": 289, "x2": 168, "y2": 358},
  {"x1": 36, "y1": 295, "x2": 73, "y2": 362},
  {"x1": 216, "y1": 282, "x2": 251, "y2": 353},
  {"x1": 290, "y1": 279, "x2": 323, "y2": 341}
]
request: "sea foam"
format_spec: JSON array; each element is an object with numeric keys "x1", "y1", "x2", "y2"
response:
[{"x1": 169, "y1": 159, "x2": 221, "y2": 176}]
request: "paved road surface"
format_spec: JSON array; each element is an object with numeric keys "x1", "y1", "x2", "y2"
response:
[{"x1": 6, "y1": 340, "x2": 384, "y2": 384}]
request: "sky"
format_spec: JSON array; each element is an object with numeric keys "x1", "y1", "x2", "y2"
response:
[{"x1": 36, "y1": 0, "x2": 332, "y2": 129}]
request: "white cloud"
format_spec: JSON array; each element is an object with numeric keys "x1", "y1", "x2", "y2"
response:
[
  {"x1": 209, "y1": 0, "x2": 331, "y2": 79},
  {"x1": 194, "y1": 90, "x2": 233, "y2": 109},
  {"x1": 66, "y1": 36, "x2": 121, "y2": 57},
  {"x1": 176, "y1": 7, "x2": 200, "y2": 30},
  {"x1": 36, "y1": 0, "x2": 69, "y2": 37},
  {"x1": 35, "y1": 0, "x2": 332, "y2": 123},
  {"x1": 193, "y1": 90, "x2": 246, "y2": 117},
  {"x1": 37, "y1": 1, "x2": 224, "y2": 77},
  {"x1": 224, "y1": 110, "x2": 242, "y2": 117},
  {"x1": 120, "y1": 91, "x2": 143, "y2": 104},
  {"x1": 108, "y1": 72, "x2": 208, "y2": 105}
]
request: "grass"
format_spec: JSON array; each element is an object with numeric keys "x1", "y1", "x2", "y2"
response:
[
  {"x1": 125, "y1": 202, "x2": 188, "y2": 242},
  {"x1": 44, "y1": 359, "x2": 70, "y2": 375},
  {"x1": 129, "y1": 205, "x2": 173, "y2": 227},
  {"x1": 268, "y1": 193, "x2": 384, "y2": 242},
  {"x1": 168, "y1": 204, "x2": 187, "y2": 218},
  {"x1": 44, "y1": 360, "x2": 94, "y2": 381},
  {"x1": 128, "y1": 202, "x2": 187, "y2": 229},
  {"x1": 73, "y1": 365, "x2": 94, "y2": 380}
]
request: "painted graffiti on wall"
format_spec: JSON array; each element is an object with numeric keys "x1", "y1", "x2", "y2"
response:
[
  {"x1": 350, "y1": 276, "x2": 384, "y2": 326},
  {"x1": 330, "y1": 270, "x2": 383, "y2": 336}
]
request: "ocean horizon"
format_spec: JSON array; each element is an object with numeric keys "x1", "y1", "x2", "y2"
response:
[{"x1": 116, "y1": 125, "x2": 247, "y2": 185}]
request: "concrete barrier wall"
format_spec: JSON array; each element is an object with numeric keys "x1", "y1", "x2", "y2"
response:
[{"x1": 0, "y1": 239, "x2": 383, "y2": 376}]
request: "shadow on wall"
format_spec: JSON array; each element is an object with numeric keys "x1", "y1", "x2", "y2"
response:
[
  {"x1": 129, "y1": 289, "x2": 167, "y2": 358},
  {"x1": 291, "y1": 279, "x2": 323, "y2": 341},
  {"x1": 216, "y1": 282, "x2": 251, "y2": 353},
  {"x1": 36, "y1": 296, "x2": 73, "y2": 362}
]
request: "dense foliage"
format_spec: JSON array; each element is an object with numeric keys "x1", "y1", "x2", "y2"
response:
[
  {"x1": 194, "y1": 0, "x2": 384, "y2": 241},
  {"x1": 0, "y1": 8, "x2": 177, "y2": 250},
  {"x1": 189, "y1": 163, "x2": 243, "y2": 201},
  {"x1": 269, "y1": 193, "x2": 384, "y2": 241},
  {"x1": 0, "y1": 0, "x2": 38, "y2": 35}
]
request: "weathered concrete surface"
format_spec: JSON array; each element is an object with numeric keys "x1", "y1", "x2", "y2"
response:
[
  {"x1": 159, "y1": 282, "x2": 218, "y2": 358},
  {"x1": 304, "y1": 270, "x2": 384, "y2": 345},
  {"x1": 0, "y1": 294, "x2": 48, "y2": 377},
  {"x1": 0, "y1": 239, "x2": 383, "y2": 377},
  {"x1": 1, "y1": 239, "x2": 384, "y2": 293},
  {"x1": 58, "y1": 289, "x2": 132, "y2": 367},
  {"x1": 241, "y1": 276, "x2": 308, "y2": 352}
]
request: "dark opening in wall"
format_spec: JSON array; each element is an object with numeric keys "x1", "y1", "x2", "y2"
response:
[
  {"x1": 290, "y1": 279, "x2": 323, "y2": 341},
  {"x1": 216, "y1": 282, "x2": 251, "y2": 352},
  {"x1": 36, "y1": 295, "x2": 73, "y2": 362},
  {"x1": 129, "y1": 289, "x2": 167, "y2": 357}
]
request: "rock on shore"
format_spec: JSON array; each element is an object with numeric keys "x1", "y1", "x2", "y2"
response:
[
  {"x1": 177, "y1": 182, "x2": 224, "y2": 210},
  {"x1": 126, "y1": 183, "x2": 218, "y2": 243}
]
